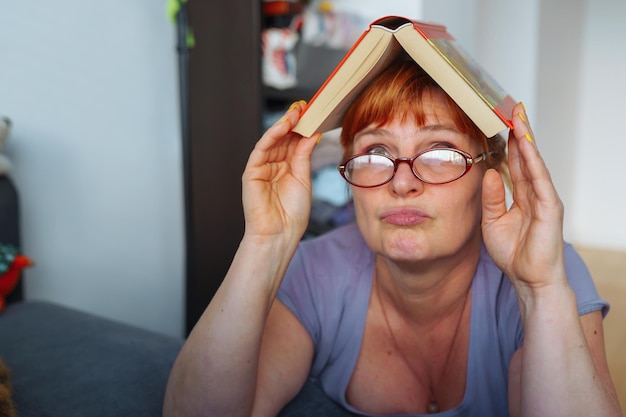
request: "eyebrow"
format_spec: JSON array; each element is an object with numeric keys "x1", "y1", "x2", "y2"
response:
[
  {"x1": 354, "y1": 127, "x2": 392, "y2": 141},
  {"x1": 419, "y1": 124, "x2": 463, "y2": 134}
]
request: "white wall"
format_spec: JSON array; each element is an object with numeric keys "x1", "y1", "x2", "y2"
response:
[
  {"x1": 573, "y1": 0, "x2": 626, "y2": 250},
  {"x1": 330, "y1": 0, "x2": 423, "y2": 22},
  {"x1": 0, "y1": 2, "x2": 185, "y2": 337}
]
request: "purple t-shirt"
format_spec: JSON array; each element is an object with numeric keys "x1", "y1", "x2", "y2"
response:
[{"x1": 277, "y1": 223, "x2": 609, "y2": 416}]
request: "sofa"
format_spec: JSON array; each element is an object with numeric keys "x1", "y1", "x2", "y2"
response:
[
  {"x1": 0, "y1": 300, "x2": 185, "y2": 417},
  {"x1": 0, "y1": 176, "x2": 185, "y2": 417}
]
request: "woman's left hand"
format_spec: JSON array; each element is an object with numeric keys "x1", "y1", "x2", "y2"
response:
[{"x1": 481, "y1": 102, "x2": 567, "y2": 296}]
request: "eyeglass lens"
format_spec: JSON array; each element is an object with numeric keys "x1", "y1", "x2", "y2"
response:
[{"x1": 343, "y1": 149, "x2": 470, "y2": 186}]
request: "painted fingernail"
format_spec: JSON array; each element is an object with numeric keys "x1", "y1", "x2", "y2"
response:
[
  {"x1": 525, "y1": 133, "x2": 534, "y2": 143},
  {"x1": 278, "y1": 117, "x2": 290, "y2": 125},
  {"x1": 288, "y1": 100, "x2": 306, "y2": 112},
  {"x1": 520, "y1": 101, "x2": 527, "y2": 113},
  {"x1": 316, "y1": 133, "x2": 323, "y2": 144},
  {"x1": 518, "y1": 112, "x2": 526, "y2": 123}
]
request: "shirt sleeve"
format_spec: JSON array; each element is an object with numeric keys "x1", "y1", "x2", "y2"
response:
[
  {"x1": 277, "y1": 246, "x2": 322, "y2": 344},
  {"x1": 564, "y1": 243, "x2": 610, "y2": 317}
]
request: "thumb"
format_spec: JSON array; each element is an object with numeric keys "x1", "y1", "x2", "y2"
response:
[
  {"x1": 482, "y1": 168, "x2": 507, "y2": 227},
  {"x1": 292, "y1": 132, "x2": 322, "y2": 177}
]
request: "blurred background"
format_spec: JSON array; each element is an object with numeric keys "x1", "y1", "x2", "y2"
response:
[{"x1": 0, "y1": 0, "x2": 624, "y2": 342}]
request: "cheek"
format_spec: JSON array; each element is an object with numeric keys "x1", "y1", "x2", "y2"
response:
[
  {"x1": 352, "y1": 190, "x2": 374, "y2": 224},
  {"x1": 447, "y1": 183, "x2": 483, "y2": 231},
  {"x1": 429, "y1": 176, "x2": 483, "y2": 231},
  {"x1": 351, "y1": 189, "x2": 384, "y2": 240}
]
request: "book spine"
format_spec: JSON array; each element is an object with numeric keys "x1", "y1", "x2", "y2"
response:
[{"x1": 412, "y1": 22, "x2": 454, "y2": 41}]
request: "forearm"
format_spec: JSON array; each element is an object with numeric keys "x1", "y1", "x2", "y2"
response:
[
  {"x1": 518, "y1": 282, "x2": 621, "y2": 417},
  {"x1": 163, "y1": 235, "x2": 299, "y2": 417}
]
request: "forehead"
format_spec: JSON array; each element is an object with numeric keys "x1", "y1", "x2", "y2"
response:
[
  {"x1": 359, "y1": 86, "x2": 464, "y2": 135},
  {"x1": 355, "y1": 89, "x2": 462, "y2": 139},
  {"x1": 411, "y1": 88, "x2": 457, "y2": 125}
]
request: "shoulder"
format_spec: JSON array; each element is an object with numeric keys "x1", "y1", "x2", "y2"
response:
[
  {"x1": 278, "y1": 222, "x2": 374, "y2": 309},
  {"x1": 283, "y1": 223, "x2": 374, "y2": 299},
  {"x1": 281, "y1": 223, "x2": 373, "y2": 288},
  {"x1": 297, "y1": 223, "x2": 371, "y2": 267}
]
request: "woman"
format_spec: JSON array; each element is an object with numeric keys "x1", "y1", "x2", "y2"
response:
[{"x1": 163, "y1": 60, "x2": 622, "y2": 416}]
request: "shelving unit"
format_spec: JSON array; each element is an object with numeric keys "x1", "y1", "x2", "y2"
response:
[
  {"x1": 183, "y1": 0, "x2": 347, "y2": 333},
  {"x1": 184, "y1": 1, "x2": 263, "y2": 334},
  {"x1": 260, "y1": 0, "x2": 315, "y2": 125}
]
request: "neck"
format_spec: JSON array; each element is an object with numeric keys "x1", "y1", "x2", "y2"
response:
[{"x1": 373, "y1": 237, "x2": 480, "y2": 324}]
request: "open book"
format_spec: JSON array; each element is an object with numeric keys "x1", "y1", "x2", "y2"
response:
[{"x1": 292, "y1": 16, "x2": 516, "y2": 138}]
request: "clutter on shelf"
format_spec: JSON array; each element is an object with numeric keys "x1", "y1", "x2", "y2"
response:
[{"x1": 261, "y1": 0, "x2": 367, "y2": 92}]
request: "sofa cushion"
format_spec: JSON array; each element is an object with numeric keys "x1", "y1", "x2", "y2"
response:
[{"x1": 0, "y1": 300, "x2": 183, "y2": 417}]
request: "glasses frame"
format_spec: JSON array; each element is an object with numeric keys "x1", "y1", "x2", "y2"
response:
[{"x1": 338, "y1": 148, "x2": 488, "y2": 188}]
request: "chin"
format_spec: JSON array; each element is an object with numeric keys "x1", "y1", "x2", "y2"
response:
[{"x1": 381, "y1": 228, "x2": 431, "y2": 261}]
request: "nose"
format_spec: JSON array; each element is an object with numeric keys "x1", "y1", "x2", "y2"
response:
[{"x1": 390, "y1": 158, "x2": 424, "y2": 196}]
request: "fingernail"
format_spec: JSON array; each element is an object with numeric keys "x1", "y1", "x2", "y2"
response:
[
  {"x1": 525, "y1": 133, "x2": 534, "y2": 143},
  {"x1": 316, "y1": 133, "x2": 323, "y2": 144},
  {"x1": 288, "y1": 100, "x2": 306, "y2": 112},
  {"x1": 520, "y1": 101, "x2": 527, "y2": 113},
  {"x1": 278, "y1": 117, "x2": 290, "y2": 125},
  {"x1": 517, "y1": 112, "x2": 526, "y2": 123}
]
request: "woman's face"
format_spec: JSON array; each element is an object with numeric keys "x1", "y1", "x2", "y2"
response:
[{"x1": 351, "y1": 89, "x2": 486, "y2": 264}]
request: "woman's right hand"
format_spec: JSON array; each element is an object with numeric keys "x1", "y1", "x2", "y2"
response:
[{"x1": 242, "y1": 100, "x2": 320, "y2": 242}]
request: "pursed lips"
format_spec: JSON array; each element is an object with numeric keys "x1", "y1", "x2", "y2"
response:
[{"x1": 380, "y1": 207, "x2": 430, "y2": 226}]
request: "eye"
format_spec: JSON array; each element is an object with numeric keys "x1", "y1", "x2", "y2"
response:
[{"x1": 365, "y1": 145, "x2": 391, "y2": 156}]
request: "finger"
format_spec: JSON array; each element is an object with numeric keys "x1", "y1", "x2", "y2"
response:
[
  {"x1": 255, "y1": 100, "x2": 308, "y2": 151},
  {"x1": 279, "y1": 100, "x2": 308, "y2": 128},
  {"x1": 506, "y1": 110, "x2": 538, "y2": 216},
  {"x1": 516, "y1": 132, "x2": 561, "y2": 207},
  {"x1": 481, "y1": 168, "x2": 507, "y2": 226},
  {"x1": 278, "y1": 100, "x2": 308, "y2": 128},
  {"x1": 508, "y1": 103, "x2": 536, "y2": 191},
  {"x1": 246, "y1": 101, "x2": 310, "y2": 167},
  {"x1": 513, "y1": 102, "x2": 536, "y2": 143},
  {"x1": 509, "y1": 105, "x2": 561, "y2": 210},
  {"x1": 507, "y1": 130, "x2": 528, "y2": 200}
]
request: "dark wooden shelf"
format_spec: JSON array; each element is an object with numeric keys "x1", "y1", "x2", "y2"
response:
[{"x1": 263, "y1": 85, "x2": 317, "y2": 104}]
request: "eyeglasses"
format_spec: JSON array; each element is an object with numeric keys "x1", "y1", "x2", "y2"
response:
[{"x1": 338, "y1": 148, "x2": 488, "y2": 188}]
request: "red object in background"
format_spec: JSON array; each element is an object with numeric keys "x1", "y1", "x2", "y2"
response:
[
  {"x1": 262, "y1": 0, "x2": 305, "y2": 17},
  {"x1": 0, "y1": 253, "x2": 33, "y2": 312}
]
